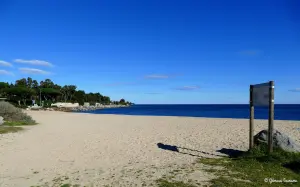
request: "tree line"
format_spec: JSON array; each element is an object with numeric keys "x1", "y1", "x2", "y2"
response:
[{"x1": 0, "y1": 77, "x2": 132, "y2": 107}]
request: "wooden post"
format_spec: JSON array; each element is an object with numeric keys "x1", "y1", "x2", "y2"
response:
[
  {"x1": 268, "y1": 81, "x2": 275, "y2": 154},
  {"x1": 249, "y1": 85, "x2": 254, "y2": 150}
]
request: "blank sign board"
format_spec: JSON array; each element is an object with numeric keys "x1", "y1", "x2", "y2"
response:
[{"x1": 253, "y1": 83, "x2": 270, "y2": 106}]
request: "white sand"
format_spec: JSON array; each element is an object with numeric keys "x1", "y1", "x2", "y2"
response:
[{"x1": 1, "y1": 111, "x2": 300, "y2": 187}]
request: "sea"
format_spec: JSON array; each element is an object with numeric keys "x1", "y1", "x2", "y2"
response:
[{"x1": 79, "y1": 104, "x2": 300, "y2": 121}]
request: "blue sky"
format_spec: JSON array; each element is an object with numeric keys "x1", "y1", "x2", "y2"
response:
[{"x1": 0, "y1": 0, "x2": 299, "y2": 104}]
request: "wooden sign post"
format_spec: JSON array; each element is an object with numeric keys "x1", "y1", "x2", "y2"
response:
[
  {"x1": 249, "y1": 81, "x2": 274, "y2": 154},
  {"x1": 268, "y1": 81, "x2": 275, "y2": 153},
  {"x1": 249, "y1": 85, "x2": 254, "y2": 150}
]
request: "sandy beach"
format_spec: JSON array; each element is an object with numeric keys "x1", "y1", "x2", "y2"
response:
[{"x1": 1, "y1": 111, "x2": 300, "y2": 187}]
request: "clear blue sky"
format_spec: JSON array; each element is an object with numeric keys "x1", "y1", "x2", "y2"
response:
[{"x1": 0, "y1": 0, "x2": 299, "y2": 104}]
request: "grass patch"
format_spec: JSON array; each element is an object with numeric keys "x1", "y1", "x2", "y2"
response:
[
  {"x1": 0, "y1": 126, "x2": 23, "y2": 134},
  {"x1": 3, "y1": 120, "x2": 37, "y2": 126},
  {"x1": 60, "y1": 184, "x2": 71, "y2": 187},
  {"x1": 199, "y1": 145, "x2": 300, "y2": 187},
  {"x1": 157, "y1": 179, "x2": 196, "y2": 187},
  {"x1": 59, "y1": 184, "x2": 80, "y2": 187}
]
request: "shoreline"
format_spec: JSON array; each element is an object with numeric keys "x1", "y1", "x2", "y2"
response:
[
  {"x1": 26, "y1": 108, "x2": 300, "y2": 122},
  {"x1": 25, "y1": 110, "x2": 300, "y2": 124},
  {"x1": 70, "y1": 104, "x2": 130, "y2": 112},
  {"x1": 27, "y1": 104, "x2": 131, "y2": 112},
  {"x1": 25, "y1": 104, "x2": 300, "y2": 121},
  {"x1": 69, "y1": 111, "x2": 300, "y2": 122}
]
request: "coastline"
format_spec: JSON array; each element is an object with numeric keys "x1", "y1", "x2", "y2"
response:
[
  {"x1": 70, "y1": 104, "x2": 130, "y2": 112},
  {"x1": 1, "y1": 111, "x2": 300, "y2": 186},
  {"x1": 68, "y1": 104, "x2": 300, "y2": 121},
  {"x1": 27, "y1": 104, "x2": 131, "y2": 112}
]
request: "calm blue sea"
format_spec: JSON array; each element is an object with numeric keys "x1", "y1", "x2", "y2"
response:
[{"x1": 78, "y1": 104, "x2": 300, "y2": 121}]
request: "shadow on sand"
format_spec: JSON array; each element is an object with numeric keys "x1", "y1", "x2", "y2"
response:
[
  {"x1": 157, "y1": 143, "x2": 223, "y2": 158},
  {"x1": 216, "y1": 148, "x2": 245, "y2": 158}
]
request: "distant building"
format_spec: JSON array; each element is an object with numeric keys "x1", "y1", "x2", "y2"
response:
[
  {"x1": 83, "y1": 102, "x2": 90, "y2": 107},
  {"x1": 0, "y1": 98, "x2": 7, "y2": 101},
  {"x1": 51, "y1": 102, "x2": 79, "y2": 108}
]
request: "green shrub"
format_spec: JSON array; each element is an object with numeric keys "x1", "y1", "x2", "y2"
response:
[
  {"x1": 0, "y1": 101, "x2": 21, "y2": 118},
  {"x1": 0, "y1": 101, "x2": 36, "y2": 125}
]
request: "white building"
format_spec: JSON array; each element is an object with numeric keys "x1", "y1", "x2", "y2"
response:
[{"x1": 51, "y1": 102, "x2": 79, "y2": 108}]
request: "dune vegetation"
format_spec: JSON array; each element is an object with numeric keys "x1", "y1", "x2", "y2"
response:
[{"x1": 0, "y1": 101, "x2": 36, "y2": 134}]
